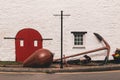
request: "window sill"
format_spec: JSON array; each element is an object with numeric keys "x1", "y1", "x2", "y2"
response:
[{"x1": 73, "y1": 46, "x2": 86, "y2": 49}]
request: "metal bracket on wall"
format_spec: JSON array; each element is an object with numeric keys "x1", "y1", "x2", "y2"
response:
[{"x1": 4, "y1": 37, "x2": 53, "y2": 41}]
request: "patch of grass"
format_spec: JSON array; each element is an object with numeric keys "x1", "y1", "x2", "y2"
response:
[{"x1": 0, "y1": 61, "x2": 22, "y2": 65}]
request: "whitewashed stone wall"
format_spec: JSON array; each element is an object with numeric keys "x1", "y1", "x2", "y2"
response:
[{"x1": 0, "y1": 0, "x2": 120, "y2": 61}]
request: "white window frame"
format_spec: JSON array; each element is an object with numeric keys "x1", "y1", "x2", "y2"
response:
[{"x1": 71, "y1": 31, "x2": 87, "y2": 48}]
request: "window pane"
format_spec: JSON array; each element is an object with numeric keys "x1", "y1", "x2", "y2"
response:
[
  {"x1": 34, "y1": 40, "x2": 38, "y2": 47},
  {"x1": 20, "y1": 40, "x2": 24, "y2": 47},
  {"x1": 74, "y1": 34, "x2": 84, "y2": 45},
  {"x1": 81, "y1": 38, "x2": 83, "y2": 41},
  {"x1": 74, "y1": 41, "x2": 77, "y2": 45}
]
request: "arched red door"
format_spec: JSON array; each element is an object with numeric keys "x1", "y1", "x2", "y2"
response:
[{"x1": 15, "y1": 28, "x2": 42, "y2": 62}]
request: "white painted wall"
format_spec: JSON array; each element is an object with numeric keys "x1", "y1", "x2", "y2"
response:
[{"x1": 0, "y1": 0, "x2": 120, "y2": 61}]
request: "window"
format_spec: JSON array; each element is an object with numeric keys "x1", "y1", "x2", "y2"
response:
[
  {"x1": 20, "y1": 40, "x2": 24, "y2": 47},
  {"x1": 71, "y1": 31, "x2": 87, "y2": 48},
  {"x1": 74, "y1": 34, "x2": 83, "y2": 45},
  {"x1": 34, "y1": 40, "x2": 38, "y2": 47}
]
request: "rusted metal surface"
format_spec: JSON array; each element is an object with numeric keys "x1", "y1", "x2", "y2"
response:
[
  {"x1": 23, "y1": 49, "x2": 53, "y2": 68},
  {"x1": 54, "y1": 33, "x2": 110, "y2": 64}
]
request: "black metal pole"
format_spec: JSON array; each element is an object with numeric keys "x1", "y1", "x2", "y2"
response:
[
  {"x1": 60, "y1": 10, "x2": 63, "y2": 68},
  {"x1": 54, "y1": 11, "x2": 70, "y2": 68}
]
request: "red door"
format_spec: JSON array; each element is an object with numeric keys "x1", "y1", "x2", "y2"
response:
[{"x1": 15, "y1": 28, "x2": 42, "y2": 62}]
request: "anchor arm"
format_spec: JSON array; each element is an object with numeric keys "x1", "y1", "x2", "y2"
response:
[{"x1": 54, "y1": 33, "x2": 110, "y2": 65}]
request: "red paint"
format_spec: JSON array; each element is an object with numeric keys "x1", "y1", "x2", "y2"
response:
[{"x1": 15, "y1": 28, "x2": 42, "y2": 62}]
